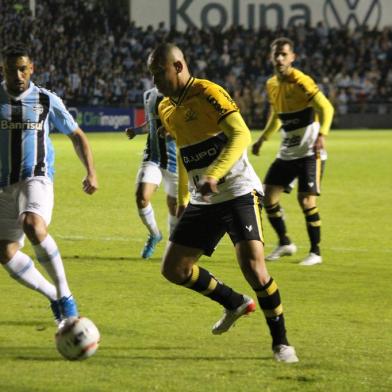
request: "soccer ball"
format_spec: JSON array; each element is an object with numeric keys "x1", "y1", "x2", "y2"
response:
[{"x1": 55, "y1": 317, "x2": 100, "y2": 360}]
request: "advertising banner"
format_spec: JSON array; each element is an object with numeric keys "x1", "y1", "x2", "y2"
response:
[
  {"x1": 68, "y1": 107, "x2": 145, "y2": 132},
  {"x1": 130, "y1": 0, "x2": 390, "y2": 31}
]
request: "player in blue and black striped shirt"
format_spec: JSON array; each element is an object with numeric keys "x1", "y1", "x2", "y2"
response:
[{"x1": 0, "y1": 43, "x2": 98, "y2": 325}]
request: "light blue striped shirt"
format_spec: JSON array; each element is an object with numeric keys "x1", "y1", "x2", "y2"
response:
[
  {"x1": 0, "y1": 81, "x2": 78, "y2": 186},
  {"x1": 143, "y1": 88, "x2": 177, "y2": 173}
]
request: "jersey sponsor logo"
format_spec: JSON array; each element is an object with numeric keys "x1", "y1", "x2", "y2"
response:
[
  {"x1": 32, "y1": 104, "x2": 44, "y2": 115},
  {"x1": 183, "y1": 146, "x2": 219, "y2": 164},
  {"x1": 278, "y1": 107, "x2": 314, "y2": 132},
  {"x1": 281, "y1": 118, "x2": 301, "y2": 127},
  {"x1": 0, "y1": 119, "x2": 44, "y2": 131},
  {"x1": 282, "y1": 134, "x2": 301, "y2": 148},
  {"x1": 206, "y1": 95, "x2": 227, "y2": 116},
  {"x1": 180, "y1": 133, "x2": 227, "y2": 171}
]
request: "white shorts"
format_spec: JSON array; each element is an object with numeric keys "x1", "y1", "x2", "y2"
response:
[
  {"x1": 0, "y1": 177, "x2": 54, "y2": 246},
  {"x1": 135, "y1": 161, "x2": 178, "y2": 198}
]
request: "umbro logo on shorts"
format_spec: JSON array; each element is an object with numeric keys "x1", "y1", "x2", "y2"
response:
[
  {"x1": 27, "y1": 202, "x2": 41, "y2": 209},
  {"x1": 308, "y1": 182, "x2": 314, "y2": 187},
  {"x1": 245, "y1": 225, "x2": 253, "y2": 232}
]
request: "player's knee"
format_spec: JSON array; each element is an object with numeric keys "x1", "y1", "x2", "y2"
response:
[
  {"x1": 161, "y1": 262, "x2": 176, "y2": 283},
  {"x1": 161, "y1": 258, "x2": 190, "y2": 284},
  {"x1": 241, "y1": 256, "x2": 269, "y2": 283},
  {"x1": 161, "y1": 260, "x2": 177, "y2": 283},
  {"x1": 136, "y1": 191, "x2": 151, "y2": 209},
  {"x1": 263, "y1": 194, "x2": 274, "y2": 206},
  {"x1": 0, "y1": 241, "x2": 19, "y2": 264},
  {"x1": 298, "y1": 195, "x2": 315, "y2": 210},
  {"x1": 22, "y1": 213, "x2": 47, "y2": 244},
  {"x1": 136, "y1": 198, "x2": 150, "y2": 209},
  {"x1": 264, "y1": 185, "x2": 282, "y2": 205}
]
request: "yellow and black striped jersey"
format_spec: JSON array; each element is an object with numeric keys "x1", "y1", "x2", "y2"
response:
[
  {"x1": 265, "y1": 68, "x2": 327, "y2": 160},
  {"x1": 159, "y1": 77, "x2": 262, "y2": 205},
  {"x1": 267, "y1": 68, "x2": 319, "y2": 113}
]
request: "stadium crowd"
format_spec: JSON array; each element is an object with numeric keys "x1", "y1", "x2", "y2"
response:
[{"x1": 1, "y1": 0, "x2": 392, "y2": 127}]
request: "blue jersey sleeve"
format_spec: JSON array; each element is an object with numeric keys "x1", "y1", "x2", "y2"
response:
[{"x1": 49, "y1": 93, "x2": 78, "y2": 135}]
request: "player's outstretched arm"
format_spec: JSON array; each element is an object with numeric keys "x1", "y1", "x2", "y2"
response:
[{"x1": 68, "y1": 128, "x2": 98, "y2": 195}]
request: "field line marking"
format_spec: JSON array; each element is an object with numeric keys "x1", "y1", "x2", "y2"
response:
[{"x1": 54, "y1": 234, "x2": 143, "y2": 242}]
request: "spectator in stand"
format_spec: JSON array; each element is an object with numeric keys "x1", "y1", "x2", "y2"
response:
[{"x1": 1, "y1": 0, "x2": 391, "y2": 119}]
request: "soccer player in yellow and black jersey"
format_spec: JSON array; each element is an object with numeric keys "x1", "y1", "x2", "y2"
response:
[
  {"x1": 148, "y1": 43, "x2": 298, "y2": 363},
  {"x1": 252, "y1": 37, "x2": 334, "y2": 266}
]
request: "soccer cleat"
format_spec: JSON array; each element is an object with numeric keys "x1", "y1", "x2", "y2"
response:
[
  {"x1": 141, "y1": 232, "x2": 163, "y2": 259},
  {"x1": 50, "y1": 300, "x2": 62, "y2": 325},
  {"x1": 59, "y1": 296, "x2": 79, "y2": 319},
  {"x1": 273, "y1": 344, "x2": 299, "y2": 363},
  {"x1": 265, "y1": 243, "x2": 297, "y2": 261},
  {"x1": 212, "y1": 295, "x2": 256, "y2": 335},
  {"x1": 299, "y1": 252, "x2": 322, "y2": 266}
]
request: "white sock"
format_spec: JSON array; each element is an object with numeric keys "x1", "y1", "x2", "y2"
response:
[
  {"x1": 33, "y1": 234, "x2": 71, "y2": 299},
  {"x1": 168, "y1": 213, "x2": 179, "y2": 235},
  {"x1": 3, "y1": 251, "x2": 57, "y2": 301},
  {"x1": 138, "y1": 204, "x2": 160, "y2": 236}
]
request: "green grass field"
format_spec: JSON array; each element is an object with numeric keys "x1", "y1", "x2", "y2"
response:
[{"x1": 0, "y1": 130, "x2": 391, "y2": 392}]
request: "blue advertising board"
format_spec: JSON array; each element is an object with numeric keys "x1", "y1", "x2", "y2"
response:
[{"x1": 68, "y1": 107, "x2": 145, "y2": 132}]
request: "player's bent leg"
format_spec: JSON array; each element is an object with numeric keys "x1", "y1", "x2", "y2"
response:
[
  {"x1": 162, "y1": 241, "x2": 250, "y2": 334},
  {"x1": 0, "y1": 240, "x2": 60, "y2": 324},
  {"x1": 298, "y1": 193, "x2": 322, "y2": 266},
  {"x1": 236, "y1": 240, "x2": 298, "y2": 363},
  {"x1": 161, "y1": 241, "x2": 203, "y2": 284},
  {"x1": 166, "y1": 194, "x2": 178, "y2": 235},
  {"x1": 22, "y1": 211, "x2": 48, "y2": 244},
  {"x1": 136, "y1": 183, "x2": 162, "y2": 258},
  {"x1": 136, "y1": 182, "x2": 157, "y2": 210},
  {"x1": 212, "y1": 294, "x2": 256, "y2": 335},
  {"x1": 264, "y1": 185, "x2": 296, "y2": 261},
  {"x1": 22, "y1": 212, "x2": 78, "y2": 319}
]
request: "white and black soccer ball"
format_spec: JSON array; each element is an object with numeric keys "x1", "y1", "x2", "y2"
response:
[{"x1": 55, "y1": 317, "x2": 100, "y2": 361}]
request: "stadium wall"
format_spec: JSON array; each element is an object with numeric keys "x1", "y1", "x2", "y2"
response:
[{"x1": 130, "y1": 0, "x2": 391, "y2": 31}]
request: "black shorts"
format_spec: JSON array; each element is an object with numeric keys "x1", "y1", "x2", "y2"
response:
[
  {"x1": 170, "y1": 191, "x2": 264, "y2": 256},
  {"x1": 264, "y1": 155, "x2": 325, "y2": 195}
]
